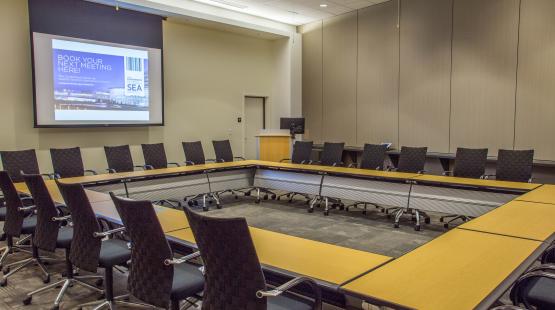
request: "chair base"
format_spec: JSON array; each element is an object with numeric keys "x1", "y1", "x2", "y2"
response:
[
  {"x1": 254, "y1": 188, "x2": 277, "y2": 204},
  {"x1": 440, "y1": 214, "x2": 473, "y2": 229},
  {"x1": 276, "y1": 192, "x2": 311, "y2": 204},
  {"x1": 1, "y1": 257, "x2": 51, "y2": 286},
  {"x1": 24, "y1": 275, "x2": 104, "y2": 308},
  {"x1": 392, "y1": 208, "x2": 430, "y2": 231}
]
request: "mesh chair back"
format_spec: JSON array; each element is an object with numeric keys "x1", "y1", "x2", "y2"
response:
[
  {"x1": 397, "y1": 146, "x2": 428, "y2": 173},
  {"x1": 56, "y1": 181, "x2": 102, "y2": 272},
  {"x1": 360, "y1": 144, "x2": 387, "y2": 170},
  {"x1": 111, "y1": 194, "x2": 173, "y2": 308},
  {"x1": 453, "y1": 148, "x2": 488, "y2": 178},
  {"x1": 320, "y1": 142, "x2": 344, "y2": 166},
  {"x1": 0, "y1": 171, "x2": 26, "y2": 237},
  {"x1": 496, "y1": 149, "x2": 534, "y2": 182},
  {"x1": 50, "y1": 147, "x2": 86, "y2": 178},
  {"x1": 212, "y1": 140, "x2": 234, "y2": 162},
  {"x1": 141, "y1": 143, "x2": 168, "y2": 169},
  {"x1": 0, "y1": 149, "x2": 40, "y2": 183},
  {"x1": 104, "y1": 145, "x2": 134, "y2": 173},
  {"x1": 291, "y1": 141, "x2": 313, "y2": 164},
  {"x1": 184, "y1": 207, "x2": 267, "y2": 309},
  {"x1": 22, "y1": 173, "x2": 60, "y2": 252},
  {"x1": 182, "y1": 141, "x2": 206, "y2": 165}
]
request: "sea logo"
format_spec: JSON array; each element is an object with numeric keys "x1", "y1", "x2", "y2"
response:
[{"x1": 124, "y1": 56, "x2": 146, "y2": 97}]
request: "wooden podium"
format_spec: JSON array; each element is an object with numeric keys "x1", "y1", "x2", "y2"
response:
[{"x1": 256, "y1": 133, "x2": 292, "y2": 162}]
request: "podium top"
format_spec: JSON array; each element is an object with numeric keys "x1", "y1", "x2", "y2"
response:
[{"x1": 255, "y1": 133, "x2": 292, "y2": 137}]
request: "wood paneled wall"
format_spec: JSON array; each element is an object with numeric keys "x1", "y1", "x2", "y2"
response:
[{"x1": 302, "y1": 0, "x2": 555, "y2": 160}]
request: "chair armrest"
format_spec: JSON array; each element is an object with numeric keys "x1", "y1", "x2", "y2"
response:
[
  {"x1": 442, "y1": 171, "x2": 453, "y2": 176},
  {"x1": 20, "y1": 197, "x2": 34, "y2": 203},
  {"x1": 84, "y1": 169, "x2": 98, "y2": 175},
  {"x1": 52, "y1": 215, "x2": 72, "y2": 222},
  {"x1": 280, "y1": 158, "x2": 291, "y2": 163},
  {"x1": 256, "y1": 276, "x2": 322, "y2": 309},
  {"x1": 53, "y1": 173, "x2": 62, "y2": 179},
  {"x1": 234, "y1": 157, "x2": 246, "y2": 161},
  {"x1": 19, "y1": 205, "x2": 37, "y2": 212},
  {"x1": 168, "y1": 162, "x2": 180, "y2": 167},
  {"x1": 348, "y1": 162, "x2": 358, "y2": 168},
  {"x1": 301, "y1": 160, "x2": 313, "y2": 165},
  {"x1": 185, "y1": 161, "x2": 196, "y2": 166},
  {"x1": 528, "y1": 263, "x2": 555, "y2": 273},
  {"x1": 136, "y1": 165, "x2": 152, "y2": 170},
  {"x1": 164, "y1": 251, "x2": 201, "y2": 266},
  {"x1": 205, "y1": 159, "x2": 217, "y2": 163},
  {"x1": 331, "y1": 162, "x2": 344, "y2": 167},
  {"x1": 107, "y1": 168, "x2": 117, "y2": 174},
  {"x1": 386, "y1": 166, "x2": 398, "y2": 172},
  {"x1": 93, "y1": 227, "x2": 126, "y2": 238},
  {"x1": 490, "y1": 306, "x2": 527, "y2": 310},
  {"x1": 512, "y1": 270, "x2": 555, "y2": 304}
]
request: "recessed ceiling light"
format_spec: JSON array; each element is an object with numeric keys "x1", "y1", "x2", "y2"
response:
[{"x1": 320, "y1": 4, "x2": 328, "y2": 8}]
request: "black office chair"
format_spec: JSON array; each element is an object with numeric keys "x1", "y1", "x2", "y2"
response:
[
  {"x1": 509, "y1": 264, "x2": 555, "y2": 310},
  {"x1": 104, "y1": 145, "x2": 145, "y2": 173},
  {"x1": 182, "y1": 141, "x2": 216, "y2": 166},
  {"x1": 345, "y1": 144, "x2": 389, "y2": 213},
  {"x1": 212, "y1": 140, "x2": 245, "y2": 162},
  {"x1": 50, "y1": 147, "x2": 97, "y2": 179},
  {"x1": 111, "y1": 194, "x2": 204, "y2": 310},
  {"x1": 440, "y1": 148, "x2": 488, "y2": 228},
  {"x1": 277, "y1": 141, "x2": 314, "y2": 203},
  {"x1": 387, "y1": 146, "x2": 429, "y2": 231},
  {"x1": 55, "y1": 181, "x2": 131, "y2": 310},
  {"x1": 141, "y1": 143, "x2": 180, "y2": 170},
  {"x1": 0, "y1": 149, "x2": 51, "y2": 182},
  {"x1": 184, "y1": 207, "x2": 322, "y2": 310},
  {"x1": 314, "y1": 142, "x2": 344, "y2": 166},
  {"x1": 487, "y1": 149, "x2": 534, "y2": 183},
  {"x1": 0, "y1": 171, "x2": 51, "y2": 287},
  {"x1": 21, "y1": 173, "x2": 102, "y2": 309}
]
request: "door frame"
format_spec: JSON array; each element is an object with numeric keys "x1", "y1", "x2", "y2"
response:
[{"x1": 242, "y1": 95, "x2": 268, "y2": 158}]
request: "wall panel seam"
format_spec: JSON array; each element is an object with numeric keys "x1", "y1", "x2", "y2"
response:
[{"x1": 512, "y1": 0, "x2": 522, "y2": 150}]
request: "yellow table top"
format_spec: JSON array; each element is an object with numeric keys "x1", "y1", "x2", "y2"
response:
[
  {"x1": 167, "y1": 227, "x2": 392, "y2": 286},
  {"x1": 14, "y1": 180, "x2": 112, "y2": 204},
  {"x1": 413, "y1": 174, "x2": 540, "y2": 191},
  {"x1": 459, "y1": 200, "x2": 555, "y2": 242},
  {"x1": 341, "y1": 229, "x2": 543, "y2": 310},
  {"x1": 516, "y1": 184, "x2": 555, "y2": 205}
]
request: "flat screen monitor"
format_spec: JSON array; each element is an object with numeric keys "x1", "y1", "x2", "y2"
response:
[{"x1": 280, "y1": 118, "x2": 305, "y2": 134}]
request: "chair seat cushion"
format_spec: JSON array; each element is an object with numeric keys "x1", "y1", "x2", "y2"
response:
[
  {"x1": 56, "y1": 227, "x2": 73, "y2": 249},
  {"x1": 171, "y1": 263, "x2": 205, "y2": 301},
  {"x1": 0, "y1": 207, "x2": 5, "y2": 221},
  {"x1": 521, "y1": 276, "x2": 555, "y2": 309},
  {"x1": 268, "y1": 294, "x2": 313, "y2": 310},
  {"x1": 98, "y1": 239, "x2": 131, "y2": 268},
  {"x1": 20, "y1": 215, "x2": 37, "y2": 235}
]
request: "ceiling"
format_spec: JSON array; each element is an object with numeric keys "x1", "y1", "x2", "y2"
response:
[{"x1": 189, "y1": 0, "x2": 389, "y2": 25}]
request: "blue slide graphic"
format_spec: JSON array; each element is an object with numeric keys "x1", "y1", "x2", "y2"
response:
[{"x1": 51, "y1": 39, "x2": 150, "y2": 121}]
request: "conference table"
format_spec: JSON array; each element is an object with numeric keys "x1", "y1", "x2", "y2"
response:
[{"x1": 13, "y1": 160, "x2": 555, "y2": 309}]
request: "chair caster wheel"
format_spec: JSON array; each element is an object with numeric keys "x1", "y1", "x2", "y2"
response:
[
  {"x1": 193, "y1": 200, "x2": 199, "y2": 206},
  {"x1": 305, "y1": 200, "x2": 310, "y2": 205},
  {"x1": 415, "y1": 225, "x2": 421, "y2": 231},
  {"x1": 362, "y1": 211, "x2": 367, "y2": 215},
  {"x1": 208, "y1": 200, "x2": 213, "y2": 205},
  {"x1": 235, "y1": 195, "x2": 239, "y2": 199},
  {"x1": 49, "y1": 305, "x2": 59, "y2": 310},
  {"x1": 393, "y1": 223, "x2": 399, "y2": 228},
  {"x1": 187, "y1": 201, "x2": 194, "y2": 207},
  {"x1": 202, "y1": 206, "x2": 209, "y2": 212},
  {"x1": 263, "y1": 194, "x2": 268, "y2": 200},
  {"x1": 439, "y1": 218, "x2": 444, "y2": 223},
  {"x1": 324, "y1": 211, "x2": 329, "y2": 216},
  {"x1": 271, "y1": 195, "x2": 276, "y2": 200},
  {"x1": 216, "y1": 204, "x2": 222, "y2": 209},
  {"x1": 22, "y1": 296, "x2": 32, "y2": 305},
  {"x1": 444, "y1": 223, "x2": 449, "y2": 229},
  {"x1": 1, "y1": 278, "x2": 7, "y2": 287},
  {"x1": 0, "y1": 234, "x2": 5, "y2": 242},
  {"x1": 307, "y1": 209, "x2": 314, "y2": 213},
  {"x1": 3, "y1": 266, "x2": 10, "y2": 274},
  {"x1": 244, "y1": 192, "x2": 251, "y2": 196},
  {"x1": 288, "y1": 199, "x2": 293, "y2": 203},
  {"x1": 255, "y1": 199, "x2": 260, "y2": 204},
  {"x1": 425, "y1": 218, "x2": 430, "y2": 224},
  {"x1": 95, "y1": 279, "x2": 103, "y2": 287},
  {"x1": 276, "y1": 197, "x2": 281, "y2": 201},
  {"x1": 43, "y1": 275, "x2": 50, "y2": 284}
]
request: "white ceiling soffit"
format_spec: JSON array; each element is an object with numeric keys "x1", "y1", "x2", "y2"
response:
[{"x1": 87, "y1": 0, "x2": 297, "y2": 38}]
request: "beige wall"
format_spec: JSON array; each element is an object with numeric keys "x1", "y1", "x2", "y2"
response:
[
  {"x1": 302, "y1": 0, "x2": 555, "y2": 160},
  {"x1": 0, "y1": 0, "x2": 289, "y2": 173}
]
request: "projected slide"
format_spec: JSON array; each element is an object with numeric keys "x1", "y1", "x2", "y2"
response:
[{"x1": 52, "y1": 39, "x2": 149, "y2": 121}]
